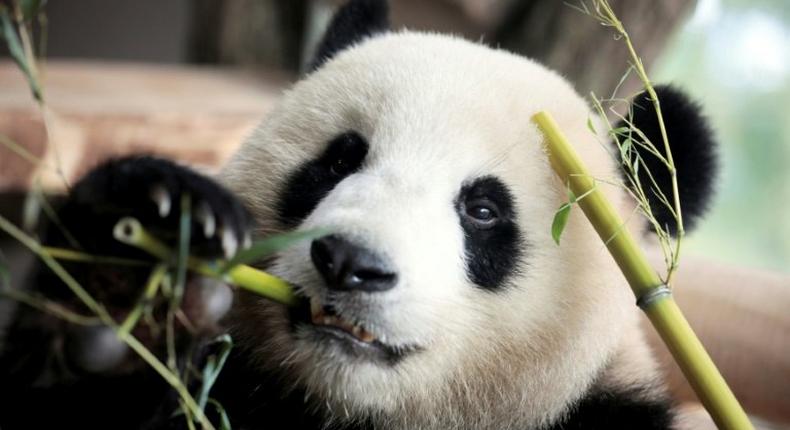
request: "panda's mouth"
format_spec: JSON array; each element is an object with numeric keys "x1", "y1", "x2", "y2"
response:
[
  {"x1": 289, "y1": 296, "x2": 415, "y2": 364},
  {"x1": 309, "y1": 298, "x2": 378, "y2": 343}
]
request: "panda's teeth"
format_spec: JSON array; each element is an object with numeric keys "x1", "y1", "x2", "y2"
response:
[
  {"x1": 358, "y1": 329, "x2": 376, "y2": 343},
  {"x1": 309, "y1": 309, "x2": 377, "y2": 343},
  {"x1": 310, "y1": 297, "x2": 322, "y2": 319}
]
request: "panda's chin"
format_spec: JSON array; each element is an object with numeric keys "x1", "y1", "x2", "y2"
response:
[{"x1": 288, "y1": 296, "x2": 417, "y2": 366}]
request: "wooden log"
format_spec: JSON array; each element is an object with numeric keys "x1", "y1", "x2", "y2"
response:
[{"x1": 0, "y1": 61, "x2": 287, "y2": 191}]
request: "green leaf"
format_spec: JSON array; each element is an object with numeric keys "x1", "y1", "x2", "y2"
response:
[
  {"x1": 208, "y1": 399, "x2": 232, "y2": 430},
  {"x1": 221, "y1": 227, "x2": 330, "y2": 272},
  {"x1": 610, "y1": 126, "x2": 630, "y2": 136},
  {"x1": 618, "y1": 137, "x2": 633, "y2": 161},
  {"x1": 567, "y1": 189, "x2": 577, "y2": 204},
  {"x1": 0, "y1": 7, "x2": 42, "y2": 101},
  {"x1": 551, "y1": 203, "x2": 572, "y2": 245},
  {"x1": 20, "y1": 0, "x2": 47, "y2": 22},
  {"x1": 173, "y1": 194, "x2": 192, "y2": 306},
  {"x1": 620, "y1": 137, "x2": 632, "y2": 153},
  {"x1": 196, "y1": 335, "x2": 233, "y2": 413},
  {"x1": 586, "y1": 116, "x2": 596, "y2": 134}
]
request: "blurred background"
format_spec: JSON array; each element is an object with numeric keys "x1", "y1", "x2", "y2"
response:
[
  {"x1": 1, "y1": 0, "x2": 786, "y2": 272},
  {"x1": 654, "y1": 0, "x2": 789, "y2": 273}
]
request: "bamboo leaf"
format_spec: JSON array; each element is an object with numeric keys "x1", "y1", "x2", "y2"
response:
[
  {"x1": 173, "y1": 194, "x2": 192, "y2": 306},
  {"x1": 610, "y1": 126, "x2": 630, "y2": 136},
  {"x1": 619, "y1": 137, "x2": 633, "y2": 162},
  {"x1": 197, "y1": 335, "x2": 233, "y2": 413},
  {"x1": 620, "y1": 137, "x2": 632, "y2": 153},
  {"x1": 221, "y1": 228, "x2": 329, "y2": 272},
  {"x1": 567, "y1": 189, "x2": 577, "y2": 204},
  {"x1": 586, "y1": 116, "x2": 596, "y2": 134},
  {"x1": 551, "y1": 203, "x2": 572, "y2": 245},
  {"x1": 208, "y1": 399, "x2": 232, "y2": 430},
  {"x1": 0, "y1": 7, "x2": 41, "y2": 101}
]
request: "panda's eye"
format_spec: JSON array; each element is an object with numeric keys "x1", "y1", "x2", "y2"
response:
[
  {"x1": 322, "y1": 132, "x2": 368, "y2": 177},
  {"x1": 329, "y1": 157, "x2": 351, "y2": 176},
  {"x1": 464, "y1": 201, "x2": 499, "y2": 227}
]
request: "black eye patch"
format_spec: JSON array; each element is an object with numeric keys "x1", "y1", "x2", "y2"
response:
[
  {"x1": 456, "y1": 176, "x2": 524, "y2": 291},
  {"x1": 276, "y1": 131, "x2": 369, "y2": 227}
]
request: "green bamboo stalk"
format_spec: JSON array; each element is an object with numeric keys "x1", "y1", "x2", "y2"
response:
[
  {"x1": 112, "y1": 217, "x2": 297, "y2": 306},
  {"x1": 42, "y1": 246, "x2": 148, "y2": 266},
  {"x1": 117, "y1": 263, "x2": 168, "y2": 339},
  {"x1": 532, "y1": 111, "x2": 752, "y2": 430},
  {"x1": 0, "y1": 287, "x2": 101, "y2": 326}
]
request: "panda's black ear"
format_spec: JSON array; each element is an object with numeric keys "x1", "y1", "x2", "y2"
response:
[
  {"x1": 617, "y1": 85, "x2": 718, "y2": 234},
  {"x1": 308, "y1": 0, "x2": 389, "y2": 72}
]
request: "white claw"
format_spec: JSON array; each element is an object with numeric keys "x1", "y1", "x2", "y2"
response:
[
  {"x1": 195, "y1": 202, "x2": 216, "y2": 238},
  {"x1": 242, "y1": 232, "x2": 252, "y2": 250},
  {"x1": 149, "y1": 185, "x2": 171, "y2": 218},
  {"x1": 221, "y1": 227, "x2": 238, "y2": 259}
]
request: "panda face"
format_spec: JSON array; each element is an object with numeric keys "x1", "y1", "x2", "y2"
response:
[{"x1": 222, "y1": 31, "x2": 636, "y2": 426}]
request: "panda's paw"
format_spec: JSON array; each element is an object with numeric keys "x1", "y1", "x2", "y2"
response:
[
  {"x1": 63, "y1": 155, "x2": 253, "y2": 260},
  {"x1": 13, "y1": 155, "x2": 249, "y2": 379}
]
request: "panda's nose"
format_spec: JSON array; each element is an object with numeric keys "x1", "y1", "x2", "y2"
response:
[{"x1": 310, "y1": 235, "x2": 396, "y2": 292}]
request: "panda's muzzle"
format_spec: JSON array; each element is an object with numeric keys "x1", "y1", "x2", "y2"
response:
[
  {"x1": 287, "y1": 295, "x2": 416, "y2": 364},
  {"x1": 284, "y1": 235, "x2": 415, "y2": 362}
]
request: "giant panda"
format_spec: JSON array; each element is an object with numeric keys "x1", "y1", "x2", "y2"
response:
[{"x1": 0, "y1": 0, "x2": 717, "y2": 429}]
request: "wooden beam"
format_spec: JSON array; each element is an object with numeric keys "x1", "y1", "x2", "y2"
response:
[{"x1": 0, "y1": 61, "x2": 287, "y2": 191}]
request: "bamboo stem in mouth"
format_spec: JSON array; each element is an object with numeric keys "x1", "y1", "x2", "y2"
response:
[{"x1": 112, "y1": 217, "x2": 297, "y2": 306}]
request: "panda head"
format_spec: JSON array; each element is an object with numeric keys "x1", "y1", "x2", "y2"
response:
[{"x1": 222, "y1": 0, "x2": 716, "y2": 427}]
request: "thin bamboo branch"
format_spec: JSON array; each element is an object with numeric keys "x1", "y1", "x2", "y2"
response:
[{"x1": 591, "y1": 0, "x2": 684, "y2": 283}]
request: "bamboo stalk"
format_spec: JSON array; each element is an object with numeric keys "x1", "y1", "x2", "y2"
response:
[
  {"x1": 532, "y1": 111, "x2": 753, "y2": 430},
  {"x1": 112, "y1": 217, "x2": 297, "y2": 306},
  {"x1": 117, "y1": 263, "x2": 168, "y2": 339},
  {"x1": 42, "y1": 246, "x2": 148, "y2": 266}
]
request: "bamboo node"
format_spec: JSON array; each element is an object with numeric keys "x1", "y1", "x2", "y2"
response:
[{"x1": 635, "y1": 284, "x2": 672, "y2": 310}]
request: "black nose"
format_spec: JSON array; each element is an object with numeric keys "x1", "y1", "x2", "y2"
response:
[{"x1": 310, "y1": 235, "x2": 396, "y2": 292}]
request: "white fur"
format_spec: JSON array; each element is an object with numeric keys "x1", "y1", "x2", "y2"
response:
[{"x1": 221, "y1": 31, "x2": 662, "y2": 429}]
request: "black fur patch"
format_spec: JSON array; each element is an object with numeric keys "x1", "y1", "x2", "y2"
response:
[
  {"x1": 617, "y1": 85, "x2": 718, "y2": 234},
  {"x1": 203, "y1": 348, "x2": 376, "y2": 430},
  {"x1": 277, "y1": 132, "x2": 369, "y2": 227},
  {"x1": 456, "y1": 176, "x2": 523, "y2": 291},
  {"x1": 548, "y1": 386, "x2": 674, "y2": 430},
  {"x1": 308, "y1": 0, "x2": 389, "y2": 71}
]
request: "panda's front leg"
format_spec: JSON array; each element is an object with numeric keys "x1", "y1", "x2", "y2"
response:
[{"x1": 0, "y1": 155, "x2": 253, "y2": 429}]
